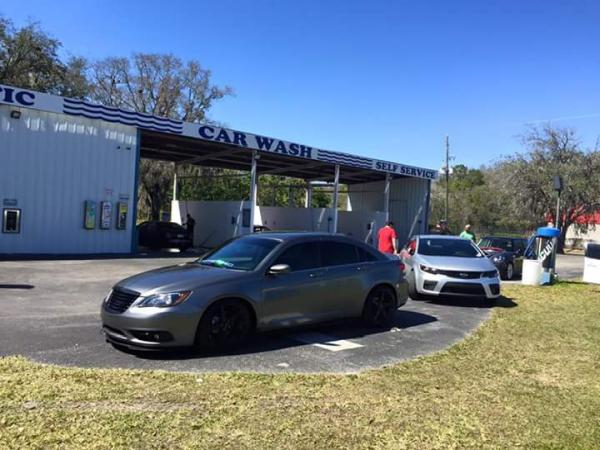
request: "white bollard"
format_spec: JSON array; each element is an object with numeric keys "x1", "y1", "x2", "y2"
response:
[{"x1": 522, "y1": 259, "x2": 543, "y2": 285}]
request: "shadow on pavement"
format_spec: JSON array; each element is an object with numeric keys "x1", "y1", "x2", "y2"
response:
[
  {"x1": 0, "y1": 284, "x2": 35, "y2": 289},
  {"x1": 0, "y1": 248, "x2": 207, "y2": 262},
  {"x1": 418, "y1": 295, "x2": 517, "y2": 309},
  {"x1": 113, "y1": 309, "x2": 438, "y2": 361}
]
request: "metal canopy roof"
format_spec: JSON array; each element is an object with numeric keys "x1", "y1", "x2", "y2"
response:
[{"x1": 141, "y1": 130, "x2": 389, "y2": 184}]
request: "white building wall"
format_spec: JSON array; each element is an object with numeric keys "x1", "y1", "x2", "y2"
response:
[
  {"x1": 0, "y1": 105, "x2": 137, "y2": 254},
  {"x1": 348, "y1": 177, "x2": 430, "y2": 246},
  {"x1": 171, "y1": 200, "x2": 252, "y2": 249},
  {"x1": 172, "y1": 200, "x2": 386, "y2": 249}
]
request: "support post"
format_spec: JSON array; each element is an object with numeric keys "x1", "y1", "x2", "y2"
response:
[
  {"x1": 249, "y1": 150, "x2": 258, "y2": 233},
  {"x1": 332, "y1": 164, "x2": 340, "y2": 233},
  {"x1": 305, "y1": 182, "x2": 313, "y2": 208},
  {"x1": 383, "y1": 173, "x2": 391, "y2": 222},
  {"x1": 172, "y1": 164, "x2": 178, "y2": 202}
]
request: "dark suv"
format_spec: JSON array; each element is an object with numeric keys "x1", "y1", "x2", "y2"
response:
[
  {"x1": 478, "y1": 236, "x2": 529, "y2": 280},
  {"x1": 138, "y1": 221, "x2": 192, "y2": 251}
]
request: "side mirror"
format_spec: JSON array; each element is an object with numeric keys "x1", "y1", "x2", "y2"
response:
[{"x1": 268, "y1": 264, "x2": 291, "y2": 275}]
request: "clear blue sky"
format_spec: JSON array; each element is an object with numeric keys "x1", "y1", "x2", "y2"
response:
[{"x1": 3, "y1": 0, "x2": 599, "y2": 171}]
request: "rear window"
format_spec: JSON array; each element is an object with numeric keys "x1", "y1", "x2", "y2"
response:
[
  {"x1": 418, "y1": 238, "x2": 482, "y2": 258},
  {"x1": 478, "y1": 237, "x2": 512, "y2": 250},
  {"x1": 357, "y1": 246, "x2": 378, "y2": 262},
  {"x1": 274, "y1": 242, "x2": 321, "y2": 272},
  {"x1": 320, "y1": 241, "x2": 359, "y2": 266}
]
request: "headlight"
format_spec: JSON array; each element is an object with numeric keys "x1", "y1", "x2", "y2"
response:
[
  {"x1": 136, "y1": 291, "x2": 192, "y2": 308},
  {"x1": 492, "y1": 255, "x2": 505, "y2": 262},
  {"x1": 420, "y1": 264, "x2": 439, "y2": 274},
  {"x1": 103, "y1": 289, "x2": 113, "y2": 304}
]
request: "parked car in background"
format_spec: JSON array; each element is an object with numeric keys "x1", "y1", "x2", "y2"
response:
[
  {"x1": 137, "y1": 221, "x2": 192, "y2": 252},
  {"x1": 102, "y1": 232, "x2": 409, "y2": 351},
  {"x1": 478, "y1": 236, "x2": 529, "y2": 280},
  {"x1": 400, "y1": 235, "x2": 500, "y2": 303}
]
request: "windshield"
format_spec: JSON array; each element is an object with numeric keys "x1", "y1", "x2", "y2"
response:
[
  {"x1": 197, "y1": 237, "x2": 280, "y2": 271},
  {"x1": 418, "y1": 238, "x2": 483, "y2": 258},
  {"x1": 478, "y1": 237, "x2": 511, "y2": 250}
]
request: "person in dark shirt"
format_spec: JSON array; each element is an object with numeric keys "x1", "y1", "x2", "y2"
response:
[{"x1": 184, "y1": 213, "x2": 196, "y2": 246}]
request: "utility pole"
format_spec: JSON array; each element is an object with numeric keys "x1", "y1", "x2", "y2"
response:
[{"x1": 444, "y1": 136, "x2": 450, "y2": 221}]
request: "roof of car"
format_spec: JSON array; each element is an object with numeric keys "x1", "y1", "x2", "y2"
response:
[
  {"x1": 417, "y1": 234, "x2": 464, "y2": 240},
  {"x1": 242, "y1": 231, "x2": 356, "y2": 241}
]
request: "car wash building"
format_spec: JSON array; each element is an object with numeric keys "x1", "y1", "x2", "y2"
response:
[{"x1": 0, "y1": 83, "x2": 437, "y2": 256}]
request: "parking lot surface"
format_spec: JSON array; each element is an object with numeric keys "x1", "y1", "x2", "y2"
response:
[{"x1": 0, "y1": 256, "x2": 502, "y2": 373}]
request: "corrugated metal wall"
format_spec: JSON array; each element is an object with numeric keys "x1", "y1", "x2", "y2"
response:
[
  {"x1": 0, "y1": 105, "x2": 137, "y2": 254},
  {"x1": 348, "y1": 177, "x2": 430, "y2": 246}
]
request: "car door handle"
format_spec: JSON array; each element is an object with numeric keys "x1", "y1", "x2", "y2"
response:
[{"x1": 309, "y1": 271, "x2": 325, "y2": 278}]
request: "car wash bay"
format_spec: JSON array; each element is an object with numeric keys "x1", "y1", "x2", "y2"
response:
[{"x1": 140, "y1": 129, "x2": 431, "y2": 250}]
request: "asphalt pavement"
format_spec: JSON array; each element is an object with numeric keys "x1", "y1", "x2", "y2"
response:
[{"x1": 0, "y1": 256, "x2": 505, "y2": 374}]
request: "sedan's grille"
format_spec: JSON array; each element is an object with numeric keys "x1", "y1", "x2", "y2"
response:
[
  {"x1": 437, "y1": 270, "x2": 482, "y2": 279},
  {"x1": 441, "y1": 282, "x2": 485, "y2": 296},
  {"x1": 105, "y1": 288, "x2": 139, "y2": 314}
]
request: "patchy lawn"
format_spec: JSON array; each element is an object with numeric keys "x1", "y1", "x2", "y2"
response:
[{"x1": 1, "y1": 282, "x2": 599, "y2": 449}]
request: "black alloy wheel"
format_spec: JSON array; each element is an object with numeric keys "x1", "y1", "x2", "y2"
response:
[
  {"x1": 362, "y1": 286, "x2": 397, "y2": 328},
  {"x1": 196, "y1": 299, "x2": 253, "y2": 351}
]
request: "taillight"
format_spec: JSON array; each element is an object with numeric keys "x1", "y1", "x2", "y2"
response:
[{"x1": 398, "y1": 261, "x2": 406, "y2": 272}]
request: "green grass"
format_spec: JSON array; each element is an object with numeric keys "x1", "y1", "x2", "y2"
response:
[{"x1": 1, "y1": 282, "x2": 599, "y2": 449}]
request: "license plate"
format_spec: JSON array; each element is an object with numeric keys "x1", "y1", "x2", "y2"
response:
[{"x1": 177, "y1": 234, "x2": 184, "y2": 238}]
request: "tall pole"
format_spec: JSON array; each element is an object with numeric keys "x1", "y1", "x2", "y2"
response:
[
  {"x1": 444, "y1": 135, "x2": 450, "y2": 221},
  {"x1": 555, "y1": 191, "x2": 561, "y2": 231}
]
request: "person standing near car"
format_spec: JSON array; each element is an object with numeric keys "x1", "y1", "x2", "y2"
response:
[
  {"x1": 184, "y1": 213, "x2": 196, "y2": 246},
  {"x1": 377, "y1": 221, "x2": 399, "y2": 255},
  {"x1": 459, "y1": 224, "x2": 476, "y2": 242}
]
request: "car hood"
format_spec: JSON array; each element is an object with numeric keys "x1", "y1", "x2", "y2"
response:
[
  {"x1": 417, "y1": 255, "x2": 496, "y2": 271},
  {"x1": 115, "y1": 262, "x2": 246, "y2": 294}
]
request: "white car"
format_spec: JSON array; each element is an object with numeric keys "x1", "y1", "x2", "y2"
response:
[{"x1": 400, "y1": 235, "x2": 501, "y2": 302}]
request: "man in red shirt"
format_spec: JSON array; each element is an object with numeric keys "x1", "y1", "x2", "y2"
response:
[{"x1": 377, "y1": 221, "x2": 398, "y2": 255}]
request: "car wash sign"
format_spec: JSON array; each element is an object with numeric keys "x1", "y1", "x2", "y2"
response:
[
  {"x1": 0, "y1": 83, "x2": 438, "y2": 181},
  {"x1": 182, "y1": 123, "x2": 438, "y2": 180}
]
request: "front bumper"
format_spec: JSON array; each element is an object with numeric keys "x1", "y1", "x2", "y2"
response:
[
  {"x1": 101, "y1": 303, "x2": 201, "y2": 350},
  {"x1": 416, "y1": 273, "x2": 500, "y2": 299}
]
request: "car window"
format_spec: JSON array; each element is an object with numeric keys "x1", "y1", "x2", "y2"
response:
[
  {"x1": 274, "y1": 242, "x2": 321, "y2": 272},
  {"x1": 418, "y1": 238, "x2": 483, "y2": 258},
  {"x1": 478, "y1": 237, "x2": 511, "y2": 250},
  {"x1": 198, "y1": 237, "x2": 280, "y2": 271},
  {"x1": 320, "y1": 241, "x2": 359, "y2": 267},
  {"x1": 357, "y1": 246, "x2": 378, "y2": 262},
  {"x1": 513, "y1": 239, "x2": 525, "y2": 253}
]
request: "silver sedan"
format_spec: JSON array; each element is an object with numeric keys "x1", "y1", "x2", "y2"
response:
[
  {"x1": 400, "y1": 235, "x2": 501, "y2": 301},
  {"x1": 101, "y1": 232, "x2": 408, "y2": 351}
]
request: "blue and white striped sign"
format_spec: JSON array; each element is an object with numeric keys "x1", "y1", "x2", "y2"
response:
[{"x1": 0, "y1": 84, "x2": 437, "y2": 180}]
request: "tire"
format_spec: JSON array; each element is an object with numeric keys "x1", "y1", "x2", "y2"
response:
[
  {"x1": 362, "y1": 286, "x2": 397, "y2": 328},
  {"x1": 503, "y1": 263, "x2": 514, "y2": 280},
  {"x1": 408, "y1": 273, "x2": 423, "y2": 300},
  {"x1": 195, "y1": 299, "x2": 254, "y2": 351}
]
